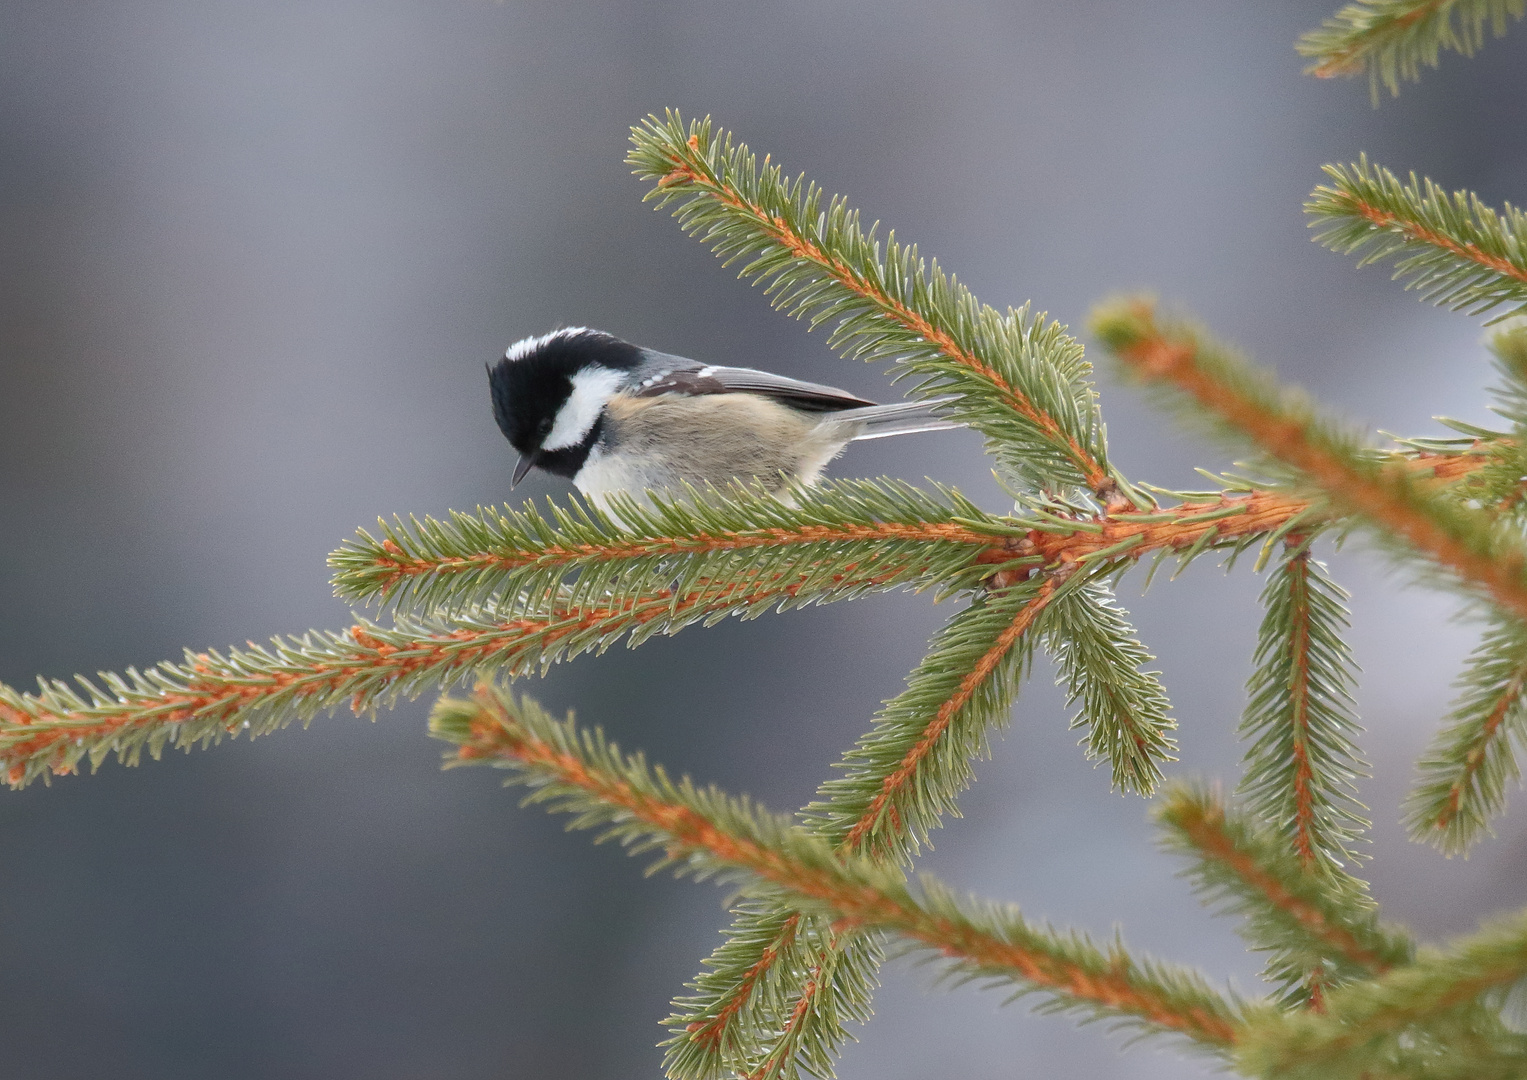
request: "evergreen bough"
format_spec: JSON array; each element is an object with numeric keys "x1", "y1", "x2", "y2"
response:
[{"x1": 6, "y1": 8, "x2": 1527, "y2": 1077}]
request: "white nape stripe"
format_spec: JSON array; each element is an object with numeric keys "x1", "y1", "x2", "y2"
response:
[
  {"x1": 503, "y1": 326, "x2": 592, "y2": 362},
  {"x1": 542, "y1": 365, "x2": 624, "y2": 450}
]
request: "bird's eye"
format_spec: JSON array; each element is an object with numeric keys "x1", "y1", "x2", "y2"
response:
[{"x1": 537, "y1": 418, "x2": 553, "y2": 436}]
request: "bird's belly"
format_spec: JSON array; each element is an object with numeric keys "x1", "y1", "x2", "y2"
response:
[
  {"x1": 572, "y1": 451, "x2": 679, "y2": 510},
  {"x1": 575, "y1": 395, "x2": 854, "y2": 511}
]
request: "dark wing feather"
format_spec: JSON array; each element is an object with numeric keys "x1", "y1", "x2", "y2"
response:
[{"x1": 627, "y1": 349, "x2": 877, "y2": 412}]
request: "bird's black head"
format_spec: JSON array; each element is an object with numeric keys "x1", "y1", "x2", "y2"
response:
[{"x1": 488, "y1": 328, "x2": 642, "y2": 481}]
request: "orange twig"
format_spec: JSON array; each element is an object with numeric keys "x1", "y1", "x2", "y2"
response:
[
  {"x1": 684, "y1": 912, "x2": 802, "y2": 1050},
  {"x1": 367, "y1": 453, "x2": 1486, "y2": 605},
  {"x1": 842, "y1": 578, "x2": 1058, "y2": 853},
  {"x1": 1282, "y1": 551, "x2": 1321, "y2": 871}
]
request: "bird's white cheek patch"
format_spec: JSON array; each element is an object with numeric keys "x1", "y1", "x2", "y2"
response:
[{"x1": 543, "y1": 366, "x2": 624, "y2": 450}]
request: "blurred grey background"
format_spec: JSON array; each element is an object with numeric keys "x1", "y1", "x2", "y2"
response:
[{"x1": 1, "y1": 2, "x2": 1525, "y2": 1077}]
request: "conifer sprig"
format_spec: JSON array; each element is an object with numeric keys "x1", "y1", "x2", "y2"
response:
[
  {"x1": 431, "y1": 684, "x2": 1248, "y2": 1052},
  {"x1": 330, "y1": 479, "x2": 1012, "y2": 614},
  {"x1": 1091, "y1": 300, "x2": 1527, "y2": 622},
  {"x1": 802, "y1": 578, "x2": 1052, "y2": 857},
  {"x1": 1298, "y1": 0, "x2": 1524, "y2": 99},
  {"x1": 333, "y1": 458, "x2": 1494, "y2": 622},
  {"x1": 1240, "y1": 546, "x2": 1369, "y2": 876},
  {"x1": 628, "y1": 111, "x2": 1122, "y2": 500},
  {"x1": 1039, "y1": 581, "x2": 1177, "y2": 795},
  {"x1": 668, "y1": 578, "x2": 1054, "y2": 1080},
  {"x1": 0, "y1": 563, "x2": 921, "y2": 789},
  {"x1": 1307, "y1": 157, "x2": 1527, "y2": 322},
  {"x1": 1236, "y1": 910, "x2": 1527, "y2": 1079},
  {"x1": 1157, "y1": 784, "x2": 1411, "y2": 1010},
  {"x1": 1405, "y1": 610, "x2": 1527, "y2": 852},
  {"x1": 1486, "y1": 322, "x2": 1527, "y2": 446}
]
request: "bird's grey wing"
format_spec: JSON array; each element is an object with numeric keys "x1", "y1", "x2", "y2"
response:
[{"x1": 628, "y1": 349, "x2": 877, "y2": 412}]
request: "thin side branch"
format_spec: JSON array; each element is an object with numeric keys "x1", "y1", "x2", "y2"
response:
[
  {"x1": 1236, "y1": 909, "x2": 1527, "y2": 1077},
  {"x1": 331, "y1": 478, "x2": 1006, "y2": 612},
  {"x1": 1240, "y1": 547, "x2": 1368, "y2": 877},
  {"x1": 0, "y1": 562, "x2": 917, "y2": 788},
  {"x1": 668, "y1": 579, "x2": 1056, "y2": 1080},
  {"x1": 1406, "y1": 609, "x2": 1527, "y2": 852},
  {"x1": 1297, "y1": 0, "x2": 1525, "y2": 99},
  {"x1": 1158, "y1": 784, "x2": 1411, "y2": 1008},
  {"x1": 1307, "y1": 156, "x2": 1527, "y2": 321}
]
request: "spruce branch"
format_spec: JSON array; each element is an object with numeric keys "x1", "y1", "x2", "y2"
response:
[
  {"x1": 330, "y1": 479, "x2": 1013, "y2": 614},
  {"x1": 628, "y1": 111, "x2": 1124, "y2": 501},
  {"x1": 1240, "y1": 545, "x2": 1369, "y2": 876},
  {"x1": 335, "y1": 452, "x2": 1493, "y2": 624},
  {"x1": 1091, "y1": 299, "x2": 1527, "y2": 622},
  {"x1": 1489, "y1": 322, "x2": 1527, "y2": 431},
  {"x1": 431, "y1": 684, "x2": 1248, "y2": 1052},
  {"x1": 1039, "y1": 580, "x2": 1177, "y2": 795},
  {"x1": 1307, "y1": 157, "x2": 1527, "y2": 322},
  {"x1": 1405, "y1": 609, "x2": 1527, "y2": 853},
  {"x1": 1297, "y1": 0, "x2": 1524, "y2": 100},
  {"x1": 668, "y1": 578, "x2": 1054, "y2": 1080},
  {"x1": 802, "y1": 577, "x2": 1052, "y2": 858},
  {"x1": 1236, "y1": 910, "x2": 1527, "y2": 1079},
  {"x1": 1157, "y1": 784, "x2": 1411, "y2": 1010},
  {"x1": 0, "y1": 563, "x2": 919, "y2": 789}
]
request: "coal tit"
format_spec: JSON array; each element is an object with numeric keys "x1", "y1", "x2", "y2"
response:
[{"x1": 488, "y1": 328, "x2": 959, "y2": 509}]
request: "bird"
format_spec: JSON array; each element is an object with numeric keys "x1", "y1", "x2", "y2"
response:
[{"x1": 488, "y1": 328, "x2": 960, "y2": 511}]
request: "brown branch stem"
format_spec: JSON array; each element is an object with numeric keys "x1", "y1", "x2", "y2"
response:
[
  {"x1": 368, "y1": 520, "x2": 992, "y2": 592},
  {"x1": 1282, "y1": 550, "x2": 1322, "y2": 870}
]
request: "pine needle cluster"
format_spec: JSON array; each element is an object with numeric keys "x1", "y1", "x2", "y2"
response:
[
  {"x1": 1297, "y1": 0, "x2": 1525, "y2": 99},
  {"x1": 5, "y1": 6, "x2": 1527, "y2": 1076}
]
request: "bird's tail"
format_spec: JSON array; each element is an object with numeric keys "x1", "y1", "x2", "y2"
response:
[{"x1": 829, "y1": 396, "x2": 963, "y2": 440}]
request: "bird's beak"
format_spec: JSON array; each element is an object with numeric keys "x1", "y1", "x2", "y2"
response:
[{"x1": 511, "y1": 454, "x2": 535, "y2": 488}]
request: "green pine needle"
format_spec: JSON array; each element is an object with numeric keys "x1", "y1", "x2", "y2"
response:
[
  {"x1": 1307, "y1": 156, "x2": 1527, "y2": 323},
  {"x1": 1297, "y1": 0, "x2": 1524, "y2": 100},
  {"x1": 1236, "y1": 909, "x2": 1527, "y2": 1079},
  {"x1": 1240, "y1": 546, "x2": 1370, "y2": 877},
  {"x1": 1157, "y1": 783, "x2": 1409, "y2": 1010},
  {"x1": 1039, "y1": 579, "x2": 1178, "y2": 795},
  {"x1": 1405, "y1": 609, "x2": 1527, "y2": 853}
]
